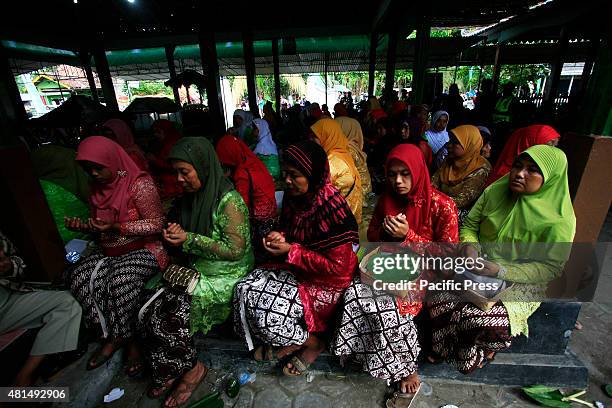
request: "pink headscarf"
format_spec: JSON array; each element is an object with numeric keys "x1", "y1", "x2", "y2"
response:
[
  {"x1": 103, "y1": 119, "x2": 149, "y2": 171},
  {"x1": 76, "y1": 136, "x2": 147, "y2": 223}
]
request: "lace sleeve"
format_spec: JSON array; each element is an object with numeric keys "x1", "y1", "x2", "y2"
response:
[
  {"x1": 119, "y1": 177, "x2": 165, "y2": 236},
  {"x1": 183, "y1": 192, "x2": 250, "y2": 261}
]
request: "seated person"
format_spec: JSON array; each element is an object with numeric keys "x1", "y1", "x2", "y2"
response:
[
  {"x1": 234, "y1": 141, "x2": 359, "y2": 376},
  {"x1": 428, "y1": 145, "x2": 576, "y2": 373},
  {"x1": 0, "y1": 230, "x2": 82, "y2": 386},
  {"x1": 332, "y1": 144, "x2": 458, "y2": 396},
  {"x1": 431, "y1": 125, "x2": 491, "y2": 224}
]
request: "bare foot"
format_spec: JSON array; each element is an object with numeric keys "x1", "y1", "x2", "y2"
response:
[
  {"x1": 285, "y1": 335, "x2": 324, "y2": 375},
  {"x1": 398, "y1": 372, "x2": 421, "y2": 394},
  {"x1": 164, "y1": 361, "x2": 207, "y2": 408},
  {"x1": 478, "y1": 351, "x2": 496, "y2": 368},
  {"x1": 125, "y1": 341, "x2": 143, "y2": 376},
  {"x1": 276, "y1": 344, "x2": 302, "y2": 359},
  {"x1": 87, "y1": 339, "x2": 123, "y2": 370}
]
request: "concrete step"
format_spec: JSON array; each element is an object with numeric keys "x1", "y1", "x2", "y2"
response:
[{"x1": 198, "y1": 337, "x2": 589, "y2": 388}]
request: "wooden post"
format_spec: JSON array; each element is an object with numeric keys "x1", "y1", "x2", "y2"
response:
[
  {"x1": 324, "y1": 52, "x2": 329, "y2": 106},
  {"x1": 198, "y1": 31, "x2": 225, "y2": 133},
  {"x1": 368, "y1": 32, "x2": 377, "y2": 97},
  {"x1": 384, "y1": 30, "x2": 398, "y2": 100},
  {"x1": 80, "y1": 51, "x2": 99, "y2": 103},
  {"x1": 492, "y1": 43, "x2": 503, "y2": 95},
  {"x1": 92, "y1": 41, "x2": 119, "y2": 111},
  {"x1": 544, "y1": 26, "x2": 569, "y2": 103},
  {"x1": 243, "y1": 30, "x2": 258, "y2": 116},
  {"x1": 577, "y1": 34, "x2": 600, "y2": 103},
  {"x1": 272, "y1": 38, "x2": 281, "y2": 112},
  {"x1": 0, "y1": 43, "x2": 27, "y2": 146},
  {"x1": 165, "y1": 45, "x2": 181, "y2": 105},
  {"x1": 413, "y1": 19, "x2": 431, "y2": 105}
]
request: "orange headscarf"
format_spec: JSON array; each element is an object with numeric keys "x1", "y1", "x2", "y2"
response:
[
  {"x1": 438, "y1": 125, "x2": 489, "y2": 186},
  {"x1": 310, "y1": 118, "x2": 360, "y2": 179}
]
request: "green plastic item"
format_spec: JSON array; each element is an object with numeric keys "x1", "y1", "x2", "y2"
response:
[
  {"x1": 225, "y1": 378, "x2": 240, "y2": 398},
  {"x1": 187, "y1": 391, "x2": 223, "y2": 408},
  {"x1": 604, "y1": 384, "x2": 612, "y2": 398}
]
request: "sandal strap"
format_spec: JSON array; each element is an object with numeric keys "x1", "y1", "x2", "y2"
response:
[{"x1": 290, "y1": 355, "x2": 309, "y2": 373}]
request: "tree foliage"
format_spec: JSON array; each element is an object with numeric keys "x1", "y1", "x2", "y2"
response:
[{"x1": 129, "y1": 80, "x2": 174, "y2": 97}]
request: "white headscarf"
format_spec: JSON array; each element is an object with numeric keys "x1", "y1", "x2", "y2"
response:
[
  {"x1": 425, "y1": 110, "x2": 449, "y2": 154},
  {"x1": 252, "y1": 118, "x2": 278, "y2": 156},
  {"x1": 233, "y1": 109, "x2": 254, "y2": 140}
]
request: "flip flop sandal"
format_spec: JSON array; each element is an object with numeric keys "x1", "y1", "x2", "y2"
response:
[
  {"x1": 164, "y1": 365, "x2": 208, "y2": 408},
  {"x1": 385, "y1": 384, "x2": 422, "y2": 408},
  {"x1": 253, "y1": 345, "x2": 278, "y2": 362},
  {"x1": 282, "y1": 355, "x2": 310, "y2": 377},
  {"x1": 147, "y1": 379, "x2": 175, "y2": 400}
]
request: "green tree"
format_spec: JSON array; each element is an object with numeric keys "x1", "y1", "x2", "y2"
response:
[{"x1": 130, "y1": 81, "x2": 174, "y2": 97}]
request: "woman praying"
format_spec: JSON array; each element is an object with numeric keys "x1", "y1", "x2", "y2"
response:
[
  {"x1": 234, "y1": 140, "x2": 359, "y2": 377},
  {"x1": 66, "y1": 136, "x2": 167, "y2": 375}
]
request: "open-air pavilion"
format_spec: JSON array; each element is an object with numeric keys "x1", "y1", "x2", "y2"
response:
[{"x1": 0, "y1": 1, "x2": 611, "y2": 406}]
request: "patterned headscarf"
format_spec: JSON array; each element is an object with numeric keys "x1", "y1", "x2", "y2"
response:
[{"x1": 281, "y1": 140, "x2": 359, "y2": 252}]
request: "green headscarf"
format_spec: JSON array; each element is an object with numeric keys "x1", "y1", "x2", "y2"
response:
[
  {"x1": 168, "y1": 137, "x2": 233, "y2": 236},
  {"x1": 477, "y1": 144, "x2": 576, "y2": 245},
  {"x1": 31, "y1": 145, "x2": 91, "y2": 202}
]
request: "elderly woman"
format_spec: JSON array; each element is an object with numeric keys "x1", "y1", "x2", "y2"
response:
[
  {"x1": 431, "y1": 125, "x2": 491, "y2": 224},
  {"x1": 139, "y1": 137, "x2": 254, "y2": 407},
  {"x1": 332, "y1": 144, "x2": 458, "y2": 398},
  {"x1": 234, "y1": 140, "x2": 359, "y2": 377},
  {"x1": 311, "y1": 118, "x2": 363, "y2": 223},
  {"x1": 65, "y1": 136, "x2": 167, "y2": 374},
  {"x1": 428, "y1": 145, "x2": 576, "y2": 373},
  {"x1": 485, "y1": 124, "x2": 560, "y2": 186},
  {"x1": 335, "y1": 115, "x2": 373, "y2": 205}
]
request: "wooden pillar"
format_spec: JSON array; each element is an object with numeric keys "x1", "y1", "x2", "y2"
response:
[
  {"x1": 368, "y1": 32, "x2": 377, "y2": 97},
  {"x1": 242, "y1": 30, "x2": 258, "y2": 116},
  {"x1": 272, "y1": 38, "x2": 281, "y2": 112},
  {"x1": 165, "y1": 45, "x2": 181, "y2": 105},
  {"x1": 544, "y1": 27, "x2": 569, "y2": 103},
  {"x1": 577, "y1": 34, "x2": 600, "y2": 102},
  {"x1": 492, "y1": 43, "x2": 503, "y2": 95},
  {"x1": 198, "y1": 31, "x2": 225, "y2": 133},
  {"x1": 92, "y1": 42, "x2": 119, "y2": 111},
  {"x1": 0, "y1": 43, "x2": 27, "y2": 146},
  {"x1": 79, "y1": 50, "x2": 99, "y2": 103},
  {"x1": 384, "y1": 31, "x2": 398, "y2": 100},
  {"x1": 324, "y1": 52, "x2": 329, "y2": 106},
  {"x1": 413, "y1": 20, "x2": 431, "y2": 105}
]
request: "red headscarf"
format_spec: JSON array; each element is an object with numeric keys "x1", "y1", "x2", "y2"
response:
[
  {"x1": 76, "y1": 136, "x2": 148, "y2": 223},
  {"x1": 215, "y1": 135, "x2": 276, "y2": 215},
  {"x1": 486, "y1": 124, "x2": 560, "y2": 186},
  {"x1": 216, "y1": 134, "x2": 267, "y2": 172},
  {"x1": 103, "y1": 119, "x2": 149, "y2": 171},
  {"x1": 378, "y1": 144, "x2": 432, "y2": 236},
  {"x1": 153, "y1": 119, "x2": 181, "y2": 160}
]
